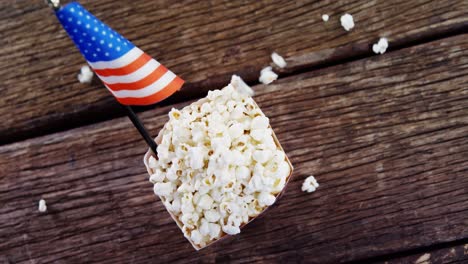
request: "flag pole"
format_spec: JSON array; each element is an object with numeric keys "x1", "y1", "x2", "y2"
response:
[{"x1": 46, "y1": 0, "x2": 158, "y2": 155}]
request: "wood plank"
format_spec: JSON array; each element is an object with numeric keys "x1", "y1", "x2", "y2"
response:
[
  {"x1": 0, "y1": 34, "x2": 467, "y2": 264},
  {"x1": 376, "y1": 243, "x2": 468, "y2": 264},
  {"x1": 1, "y1": 0, "x2": 467, "y2": 144}
]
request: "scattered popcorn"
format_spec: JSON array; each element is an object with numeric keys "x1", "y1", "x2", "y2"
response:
[
  {"x1": 271, "y1": 52, "x2": 287, "y2": 68},
  {"x1": 322, "y1": 14, "x2": 329, "y2": 22},
  {"x1": 302, "y1": 176, "x2": 319, "y2": 193},
  {"x1": 146, "y1": 78, "x2": 292, "y2": 248},
  {"x1": 259, "y1": 66, "x2": 278, "y2": 85},
  {"x1": 372, "y1": 37, "x2": 389, "y2": 54},
  {"x1": 77, "y1": 65, "x2": 94, "y2": 84},
  {"x1": 38, "y1": 199, "x2": 47, "y2": 213},
  {"x1": 340, "y1": 13, "x2": 354, "y2": 31}
]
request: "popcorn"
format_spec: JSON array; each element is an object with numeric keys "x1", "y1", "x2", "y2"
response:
[
  {"x1": 259, "y1": 66, "x2": 278, "y2": 85},
  {"x1": 372, "y1": 37, "x2": 389, "y2": 54},
  {"x1": 257, "y1": 192, "x2": 276, "y2": 206},
  {"x1": 302, "y1": 176, "x2": 319, "y2": 193},
  {"x1": 77, "y1": 65, "x2": 93, "y2": 84},
  {"x1": 271, "y1": 52, "x2": 287, "y2": 68},
  {"x1": 230, "y1": 75, "x2": 254, "y2": 97},
  {"x1": 322, "y1": 14, "x2": 329, "y2": 22},
  {"x1": 145, "y1": 77, "x2": 293, "y2": 249},
  {"x1": 340, "y1": 13, "x2": 354, "y2": 31},
  {"x1": 154, "y1": 182, "x2": 174, "y2": 197},
  {"x1": 38, "y1": 199, "x2": 47, "y2": 213}
]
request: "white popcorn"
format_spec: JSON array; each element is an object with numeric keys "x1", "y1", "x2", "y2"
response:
[
  {"x1": 77, "y1": 65, "x2": 93, "y2": 84},
  {"x1": 302, "y1": 175, "x2": 319, "y2": 193},
  {"x1": 153, "y1": 182, "x2": 174, "y2": 197},
  {"x1": 253, "y1": 149, "x2": 272, "y2": 164},
  {"x1": 188, "y1": 147, "x2": 205, "y2": 169},
  {"x1": 271, "y1": 52, "x2": 287, "y2": 68},
  {"x1": 340, "y1": 13, "x2": 354, "y2": 31},
  {"x1": 230, "y1": 75, "x2": 254, "y2": 97},
  {"x1": 251, "y1": 116, "x2": 269, "y2": 130},
  {"x1": 259, "y1": 66, "x2": 278, "y2": 85},
  {"x1": 149, "y1": 169, "x2": 165, "y2": 183},
  {"x1": 228, "y1": 123, "x2": 244, "y2": 139},
  {"x1": 258, "y1": 192, "x2": 276, "y2": 206},
  {"x1": 204, "y1": 209, "x2": 221, "y2": 222},
  {"x1": 372, "y1": 37, "x2": 389, "y2": 54},
  {"x1": 322, "y1": 14, "x2": 329, "y2": 22},
  {"x1": 147, "y1": 77, "x2": 292, "y2": 247},
  {"x1": 198, "y1": 194, "x2": 214, "y2": 210},
  {"x1": 38, "y1": 199, "x2": 47, "y2": 213},
  {"x1": 191, "y1": 230, "x2": 203, "y2": 245},
  {"x1": 208, "y1": 223, "x2": 221, "y2": 239},
  {"x1": 222, "y1": 224, "x2": 241, "y2": 235}
]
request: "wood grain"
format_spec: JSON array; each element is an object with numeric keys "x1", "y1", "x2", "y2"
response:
[
  {"x1": 377, "y1": 243, "x2": 468, "y2": 264},
  {"x1": 1, "y1": 0, "x2": 467, "y2": 144},
  {"x1": 0, "y1": 34, "x2": 467, "y2": 264}
]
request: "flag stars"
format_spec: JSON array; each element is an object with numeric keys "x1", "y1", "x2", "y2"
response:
[
  {"x1": 116, "y1": 46, "x2": 121, "y2": 51},
  {"x1": 93, "y1": 53, "x2": 97, "y2": 57},
  {"x1": 79, "y1": 11, "x2": 83, "y2": 16},
  {"x1": 105, "y1": 52, "x2": 110, "y2": 56},
  {"x1": 86, "y1": 24, "x2": 90, "y2": 29},
  {"x1": 91, "y1": 36, "x2": 96, "y2": 41},
  {"x1": 86, "y1": 15, "x2": 90, "y2": 20},
  {"x1": 68, "y1": 17, "x2": 73, "y2": 22},
  {"x1": 84, "y1": 50, "x2": 88, "y2": 53},
  {"x1": 100, "y1": 40, "x2": 105, "y2": 45},
  {"x1": 97, "y1": 48, "x2": 101, "y2": 52},
  {"x1": 102, "y1": 31, "x2": 106, "y2": 35},
  {"x1": 94, "y1": 27, "x2": 99, "y2": 32},
  {"x1": 77, "y1": 21, "x2": 82, "y2": 25},
  {"x1": 108, "y1": 43, "x2": 113, "y2": 48},
  {"x1": 109, "y1": 34, "x2": 114, "y2": 38},
  {"x1": 70, "y1": 7, "x2": 75, "y2": 12},
  {"x1": 73, "y1": 29, "x2": 78, "y2": 33}
]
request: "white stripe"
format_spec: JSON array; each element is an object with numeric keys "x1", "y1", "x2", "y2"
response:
[
  {"x1": 87, "y1": 47, "x2": 143, "y2": 70},
  {"x1": 106, "y1": 71, "x2": 176, "y2": 98},
  {"x1": 95, "y1": 59, "x2": 161, "y2": 84}
]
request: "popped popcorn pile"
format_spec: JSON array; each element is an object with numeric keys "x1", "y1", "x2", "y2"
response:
[{"x1": 147, "y1": 81, "x2": 292, "y2": 248}]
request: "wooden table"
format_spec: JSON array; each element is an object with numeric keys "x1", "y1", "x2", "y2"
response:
[{"x1": 1, "y1": 1, "x2": 467, "y2": 263}]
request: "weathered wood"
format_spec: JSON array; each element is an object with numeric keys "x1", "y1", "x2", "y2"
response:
[
  {"x1": 377, "y1": 243, "x2": 468, "y2": 264},
  {"x1": 0, "y1": 34, "x2": 467, "y2": 263},
  {"x1": 1, "y1": 0, "x2": 467, "y2": 144}
]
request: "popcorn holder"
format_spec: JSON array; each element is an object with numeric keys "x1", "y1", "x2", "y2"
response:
[{"x1": 143, "y1": 97, "x2": 294, "y2": 250}]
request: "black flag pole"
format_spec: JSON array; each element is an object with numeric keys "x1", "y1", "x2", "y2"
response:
[{"x1": 46, "y1": 0, "x2": 158, "y2": 155}]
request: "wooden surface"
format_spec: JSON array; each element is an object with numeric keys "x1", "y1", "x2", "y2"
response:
[
  {"x1": 1, "y1": 33, "x2": 467, "y2": 263},
  {"x1": 1, "y1": 0, "x2": 468, "y2": 144}
]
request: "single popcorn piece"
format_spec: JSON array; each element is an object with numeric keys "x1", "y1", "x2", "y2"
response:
[
  {"x1": 302, "y1": 176, "x2": 319, "y2": 193},
  {"x1": 38, "y1": 199, "x2": 47, "y2": 213},
  {"x1": 144, "y1": 76, "x2": 293, "y2": 250},
  {"x1": 230, "y1": 75, "x2": 254, "y2": 97},
  {"x1": 322, "y1": 14, "x2": 329, "y2": 22},
  {"x1": 340, "y1": 13, "x2": 354, "y2": 31},
  {"x1": 77, "y1": 65, "x2": 94, "y2": 84},
  {"x1": 259, "y1": 66, "x2": 278, "y2": 85},
  {"x1": 271, "y1": 52, "x2": 287, "y2": 68},
  {"x1": 372, "y1": 37, "x2": 389, "y2": 55}
]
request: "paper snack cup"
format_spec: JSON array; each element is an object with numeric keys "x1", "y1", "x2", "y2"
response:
[{"x1": 143, "y1": 98, "x2": 294, "y2": 250}]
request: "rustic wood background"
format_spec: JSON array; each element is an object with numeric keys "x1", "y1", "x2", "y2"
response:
[{"x1": 0, "y1": 0, "x2": 467, "y2": 263}]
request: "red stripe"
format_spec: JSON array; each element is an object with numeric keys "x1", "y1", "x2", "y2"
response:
[
  {"x1": 93, "y1": 53, "x2": 151, "y2": 77},
  {"x1": 116, "y1": 77, "x2": 184, "y2": 105},
  {"x1": 104, "y1": 65, "x2": 168, "y2": 91}
]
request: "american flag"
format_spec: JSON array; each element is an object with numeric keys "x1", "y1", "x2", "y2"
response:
[{"x1": 56, "y1": 2, "x2": 184, "y2": 105}]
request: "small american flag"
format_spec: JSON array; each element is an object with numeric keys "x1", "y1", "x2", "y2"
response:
[{"x1": 56, "y1": 2, "x2": 184, "y2": 105}]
